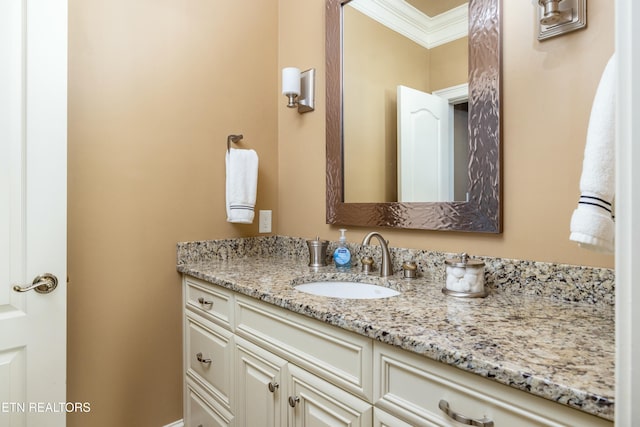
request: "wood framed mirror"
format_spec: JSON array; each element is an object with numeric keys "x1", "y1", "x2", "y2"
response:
[{"x1": 326, "y1": 0, "x2": 502, "y2": 232}]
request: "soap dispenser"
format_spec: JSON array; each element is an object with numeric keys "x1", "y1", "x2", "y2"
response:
[{"x1": 333, "y1": 229, "x2": 352, "y2": 270}]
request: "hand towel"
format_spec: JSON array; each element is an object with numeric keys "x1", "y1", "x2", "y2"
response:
[
  {"x1": 569, "y1": 54, "x2": 616, "y2": 253},
  {"x1": 226, "y1": 148, "x2": 259, "y2": 224}
]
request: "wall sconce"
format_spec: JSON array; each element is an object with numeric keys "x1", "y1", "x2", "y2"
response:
[
  {"x1": 282, "y1": 67, "x2": 315, "y2": 114},
  {"x1": 536, "y1": 0, "x2": 587, "y2": 41}
]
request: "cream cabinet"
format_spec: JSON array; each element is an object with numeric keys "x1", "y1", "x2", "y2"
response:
[
  {"x1": 183, "y1": 276, "x2": 371, "y2": 427},
  {"x1": 182, "y1": 275, "x2": 612, "y2": 427}
]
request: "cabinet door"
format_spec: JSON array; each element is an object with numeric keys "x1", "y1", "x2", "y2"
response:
[
  {"x1": 287, "y1": 364, "x2": 372, "y2": 427},
  {"x1": 374, "y1": 407, "x2": 426, "y2": 427},
  {"x1": 235, "y1": 337, "x2": 288, "y2": 427}
]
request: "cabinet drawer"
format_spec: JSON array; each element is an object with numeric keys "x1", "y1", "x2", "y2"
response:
[
  {"x1": 185, "y1": 312, "x2": 234, "y2": 413},
  {"x1": 185, "y1": 276, "x2": 233, "y2": 330},
  {"x1": 234, "y1": 295, "x2": 373, "y2": 401},
  {"x1": 374, "y1": 342, "x2": 612, "y2": 427},
  {"x1": 186, "y1": 378, "x2": 234, "y2": 427}
]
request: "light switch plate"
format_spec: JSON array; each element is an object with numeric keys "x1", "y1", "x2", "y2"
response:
[{"x1": 259, "y1": 210, "x2": 272, "y2": 233}]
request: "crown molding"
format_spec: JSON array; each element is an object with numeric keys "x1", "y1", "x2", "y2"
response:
[{"x1": 348, "y1": 0, "x2": 468, "y2": 49}]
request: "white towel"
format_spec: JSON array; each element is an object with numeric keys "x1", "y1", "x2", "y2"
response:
[
  {"x1": 226, "y1": 148, "x2": 259, "y2": 224},
  {"x1": 569, "y1": 54, "x2": 616, "y2": 254}
]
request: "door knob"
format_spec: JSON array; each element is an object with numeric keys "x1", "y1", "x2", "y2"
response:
[
  {"x1": 13, "y1": 273, "x2": 58, "y2": 294},
  {"x1": 268, "y1": 382, "x2": 279, "y2": 393},
  {"x1": 288, "y1": 396, "x2": 300, "y2": 407}
]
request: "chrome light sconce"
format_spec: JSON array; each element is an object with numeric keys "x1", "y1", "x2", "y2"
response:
[
  {"x1": 537, "y1": 0, "x2": 587, "y2": 41},
  {"x1": 282, "y1": 67, "x2": 315, "y2": 113}
]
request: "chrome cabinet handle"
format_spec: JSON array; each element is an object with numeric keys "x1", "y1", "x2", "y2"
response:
[
  {"x1": 13, "y1": 273, "x2": 58, "y2": 294},
  {"x1": 439, "y1": 400, "x2": 494, "y2": 427},
  {"x1": 268, "y1": 382, "x2": 279, "y2": 393},
  {"x1": 196, "y1": 352, "x2": 211, "y2": 365},
  {"x1": 197, "y1": 296, "x2": 213, "y2": 310},
  {"x1": 288, "y1": 396, "x2": 300, "y2": 407}
]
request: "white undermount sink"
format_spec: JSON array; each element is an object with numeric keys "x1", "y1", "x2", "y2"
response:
[{"x1": 294, "y1": 281, "x2": 400, "y2": 299}]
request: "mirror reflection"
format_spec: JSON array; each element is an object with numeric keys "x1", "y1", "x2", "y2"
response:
[{"x1": 343, "y1": 0, "x2": 469, "y2": 203}]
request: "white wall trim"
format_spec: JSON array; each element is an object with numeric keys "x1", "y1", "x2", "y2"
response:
[
  {"x1": 433, "y1": 83, "x2": 469, "y2": 104},
  {"x1": 348, "y1": 0, "x2": 468, "y2": 49},
  {"x1": 615, "y1": 0, "x2": 640, "y2": 425},
  {"x1": 162, "y1": 420, "x2": 184, "y2": 427}
]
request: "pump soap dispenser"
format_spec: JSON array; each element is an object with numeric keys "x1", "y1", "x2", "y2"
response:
[{"x1": 333, "y1": 229, "x2": 352, "y2": 270}]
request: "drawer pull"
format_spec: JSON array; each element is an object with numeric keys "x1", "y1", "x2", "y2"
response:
[
  {"x1": 196, "y1": 352, "x2": 211, "y2": 365},
  {"x1": 439, "y1": 400, "x2": 494, "y2": 427},
  {"x1": 268, "y1": 381, "x2": 279, "y2": 393},
  {"x1": 197, "y1": 296, "x2": 213, "y2": 310},
  {"x1": 288, "y1": 396, "x2": 300, "y2": 407}
]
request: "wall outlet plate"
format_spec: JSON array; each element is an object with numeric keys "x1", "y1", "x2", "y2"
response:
[{"x1": 259, "y1": 210, "x2": 272, "y2": 233}]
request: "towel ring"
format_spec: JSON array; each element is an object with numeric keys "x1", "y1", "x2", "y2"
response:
[{"x1": 227, "y1": 134, "x2": 243, "y2": 152}]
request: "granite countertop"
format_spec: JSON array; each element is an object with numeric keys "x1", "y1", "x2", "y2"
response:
[{"x1": 178, "y1": 256, "x2": 615, "y2": 421}]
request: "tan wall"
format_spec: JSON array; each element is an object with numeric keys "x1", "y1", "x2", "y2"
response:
[
  {"x1": 278, "y1": 0, "x2": 614, "y2": 269},
  {"x1": 430, "y1": 37, "x2": 468, "y2": 91},
  {"x1": 67, "y1": 0, "x2": 278, "y2": 425}
]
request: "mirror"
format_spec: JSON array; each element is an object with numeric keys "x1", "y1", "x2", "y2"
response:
[{"x1": 326, "y1": 0, "x2": 502, "y2": 232}]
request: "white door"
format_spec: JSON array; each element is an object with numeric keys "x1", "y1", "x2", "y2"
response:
[
  {"x1": 0, "y1": 0, "x2": 67, "y2": 426},
  {"x1": 397, "y1": 85, "x2": 452, "y2": 202}
]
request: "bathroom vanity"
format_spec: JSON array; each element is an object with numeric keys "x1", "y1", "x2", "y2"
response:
[{"x1": 177, "y1": 239, "x2": 614, "y2": 427}]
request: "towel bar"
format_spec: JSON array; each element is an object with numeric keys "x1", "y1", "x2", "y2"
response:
[{"x1": 227, "y1": 134, "x2": 243, "y2": 152}]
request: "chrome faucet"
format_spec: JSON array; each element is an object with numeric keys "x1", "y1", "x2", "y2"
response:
[{"x1": 361, "y1": 232, "x2": 392, "y2": 277}]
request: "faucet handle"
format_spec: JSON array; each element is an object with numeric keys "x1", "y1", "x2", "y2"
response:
[
  {"x1": 402, "y1": 261, "x2": 417, "y2": 279},
  {"x1": 361, "y1": 256, "x2": 375, "y2": 274}
]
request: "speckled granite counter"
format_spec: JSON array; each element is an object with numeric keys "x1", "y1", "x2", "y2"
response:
[{"x1": 177, "y1": 237, "x2": 615, "y2": 421}]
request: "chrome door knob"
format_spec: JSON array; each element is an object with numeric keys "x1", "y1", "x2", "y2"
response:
[{"x1": 13, "y1": 273, "x2": 58, "y2": 294}]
